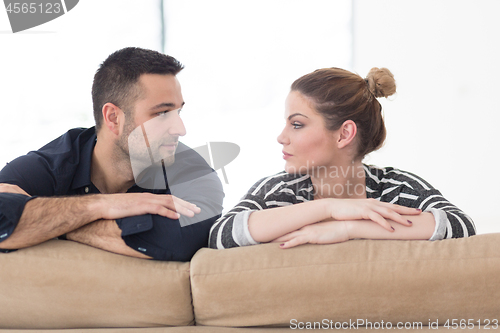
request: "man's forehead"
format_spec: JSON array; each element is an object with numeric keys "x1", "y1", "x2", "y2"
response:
[{"x1": 135, "y1": 74, "x2": 183, "y2": 104}]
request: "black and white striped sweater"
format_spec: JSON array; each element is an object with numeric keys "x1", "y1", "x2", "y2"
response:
[{"x1": 208, "y1": 164, "x2": 476, "y2": 249}]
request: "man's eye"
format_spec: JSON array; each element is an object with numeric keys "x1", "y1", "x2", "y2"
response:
[
  {"x1": 157, "y1": 111, "x2": 169, "y2": 116},
  {"x1": 292, "y1": 122, "x2": 303, "y2": 129}
]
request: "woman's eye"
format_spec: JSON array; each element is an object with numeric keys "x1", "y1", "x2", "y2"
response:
[{"x1": 292, "y1": 122, "x2": 303, "y2": 129}]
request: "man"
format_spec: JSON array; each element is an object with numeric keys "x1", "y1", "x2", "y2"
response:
[{"x1": 0, "y1": 47, "x2": 224, "y2": 261}]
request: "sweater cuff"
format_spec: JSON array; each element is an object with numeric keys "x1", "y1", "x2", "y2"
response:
[
  {"x1": 232, "y1": 210, "x2": 260, "y2": 246},
  {"x1": 427, "y1": 208, "x2": 447, "y2": 241}
]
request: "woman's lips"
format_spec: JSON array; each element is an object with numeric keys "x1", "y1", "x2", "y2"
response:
[{"x1": 282, "y1": 151, "x2": 292, "y2": 160}]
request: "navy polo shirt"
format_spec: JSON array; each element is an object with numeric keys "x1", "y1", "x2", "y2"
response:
[{"x1": 0, "y1": 127, "x2": 224, "y2": 261}]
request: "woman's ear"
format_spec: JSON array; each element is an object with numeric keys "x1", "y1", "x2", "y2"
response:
[
  {"x1": 101, "y1": 103, "x2": 124, "y2": 136},
  {"x1": 337, "y1": 120, "x2": 357, "y2": 149}
]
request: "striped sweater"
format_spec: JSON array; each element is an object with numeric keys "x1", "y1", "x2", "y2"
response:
[{"x1": 208, "y1": 164, "x2": 476, "y2": 249}]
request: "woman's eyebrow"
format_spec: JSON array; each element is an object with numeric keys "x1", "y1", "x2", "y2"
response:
[{"x1": 288, "y1": 113, "x2": 308, "y2": 120}]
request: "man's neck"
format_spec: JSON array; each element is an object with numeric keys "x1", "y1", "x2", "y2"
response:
[{"x1": 91, "y1": 136, "x2": 135, "y2": 194}]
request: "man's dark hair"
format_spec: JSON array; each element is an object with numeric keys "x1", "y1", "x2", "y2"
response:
[{"x1": 92, "y1": 47, "x2": 184, "y2": 131}]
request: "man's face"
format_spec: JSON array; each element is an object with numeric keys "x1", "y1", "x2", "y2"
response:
[{"x1": 122, "y1": 74, "x2": 186, "y2": 175}]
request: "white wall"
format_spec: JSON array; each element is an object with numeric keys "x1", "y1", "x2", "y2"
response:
[
  {"x1": 353, "y1": 0, "x2": 500, "y2": 234},
  {"x1": 0, "y1": 0, "x2": 162, "y2": 164},
  {"x1": 1, "y1": 0, "x2": 497, "y2": 234}
]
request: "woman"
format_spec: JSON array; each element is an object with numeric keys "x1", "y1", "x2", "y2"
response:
[{"x1": 209, "y1": 67, "x2": 475, "y2": 249}]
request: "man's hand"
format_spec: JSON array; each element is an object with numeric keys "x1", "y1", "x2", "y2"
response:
[
  {"x1": 97, "y1": 193, "x2": 201, "y2": 221},
  {"x1": 0, "y1": 183, "x2": 30, "y2": 196}
]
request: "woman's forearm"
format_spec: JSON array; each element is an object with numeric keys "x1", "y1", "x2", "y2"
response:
[
  {"x1": 346, "y1": 212, "x2": 435, "y2": 240},
  {"x1": 248, "y1": 200, "x2": 330, "y2": 243}
]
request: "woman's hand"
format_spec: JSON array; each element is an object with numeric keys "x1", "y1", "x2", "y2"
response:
[
  {"x1": 273, "y1": 221, "x2": 350, "y2": 249},
  {"x1": 326, "y1": 198, "x2": 420, "y2": 232}
]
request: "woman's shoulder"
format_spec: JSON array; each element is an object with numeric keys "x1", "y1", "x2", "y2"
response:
[
  {"x1": 363, "y1": 164, "x2": 435, "y2": 192},
  {"x1": 246, "y1": 171, "x2": 312, "y2": 197}
]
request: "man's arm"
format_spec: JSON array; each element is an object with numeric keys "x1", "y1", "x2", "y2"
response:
[
  {"x1": 0, "y1": 190, "x2": 199, "y2": 250},
  {"x1": 66, "y1": 219, "x2": 151, "y2": 259}
]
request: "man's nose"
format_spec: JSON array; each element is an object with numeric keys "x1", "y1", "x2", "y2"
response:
[{"x1": 169, "y1": 112, "x2": 186, "y2": 137}]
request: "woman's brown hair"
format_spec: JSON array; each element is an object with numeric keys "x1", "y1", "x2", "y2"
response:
[{"x1": 291, "y1": 67, "x2": 396, "y2": 159}]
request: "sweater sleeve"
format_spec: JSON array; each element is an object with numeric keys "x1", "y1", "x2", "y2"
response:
[
  {"x1": 208, "y1": 175, "x2": 278, "y2": 249},
  {"x1": 208, "y1": 192, "x2": 268, "y2": 249},
  {"x1": 415, "y1": 189, "x2": 476, "y2": 240}
]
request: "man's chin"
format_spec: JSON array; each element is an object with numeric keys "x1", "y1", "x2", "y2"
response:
[{"x1": 161, "y1": 155, "x2": 175, "y2": 167}]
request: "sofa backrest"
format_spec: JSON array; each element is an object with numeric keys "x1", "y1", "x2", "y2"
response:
[
  {"x1": 0, "y1": 240, "x2": 194, "y2": 329},
  {"x1": 190, "y1": 234, "x2": 500, "y2": 327}
]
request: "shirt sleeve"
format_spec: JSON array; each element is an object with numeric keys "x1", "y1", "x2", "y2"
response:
[
  {"x1": 0, "y1": 153, "x2": 56, "y2": 251},
  {"x1": 0, "y1": 193, "x2": 37, "y2": 252}
]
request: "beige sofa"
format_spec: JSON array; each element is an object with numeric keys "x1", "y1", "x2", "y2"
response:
[{"x1": 1, "y1": 234, "x2": 499, "y2": 332}]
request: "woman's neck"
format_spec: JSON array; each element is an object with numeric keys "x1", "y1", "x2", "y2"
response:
[{"x1": 310, "y1": 160, "x2": 366, "y2": 199}]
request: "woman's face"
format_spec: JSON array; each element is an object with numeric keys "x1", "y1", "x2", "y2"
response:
[{"x1": 277, "y1": 91, "x2": 340, "y2": 174}]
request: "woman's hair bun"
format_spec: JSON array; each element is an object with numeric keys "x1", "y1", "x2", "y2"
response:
[{"x1": 365, "y1": 67, "x2": 396, "y2": 98}]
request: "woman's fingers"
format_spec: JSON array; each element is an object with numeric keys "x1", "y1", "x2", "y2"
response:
[
  {"x1": 366, "y1": 210, "x2": 393, "y2": 232},
  {"x1": 278, "y1": 222, "x2": 350, "y2": 249},
  {"x1": 329, "y1": 198, "x2": 420, "y2": 228},
  {"x1": 280, "y1": 236, "x2": 308, "y2": 249}
]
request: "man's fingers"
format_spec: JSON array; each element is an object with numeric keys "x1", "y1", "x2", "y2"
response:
[{"x1": 152, "y1": 195, "x2": 200, "y2": 217}]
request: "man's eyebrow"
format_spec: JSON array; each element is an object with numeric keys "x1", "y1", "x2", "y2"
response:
[
  {"x1": 150, "y1": 102, "x2": 185, "y2": 111},
  {"x1": 288, "y1": 113, "x2": 308, "y2": 120}
]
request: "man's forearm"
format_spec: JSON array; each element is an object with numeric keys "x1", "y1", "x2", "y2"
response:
[
  {"x1": 0, "y1": 196, "x2": 103, "y2": 249},
  {"x1": 66, "y1": 219, "x2": 151, "y2": 259},
  {"x1": 0, "y1": 191, "x2": 199, "y2": 250}
]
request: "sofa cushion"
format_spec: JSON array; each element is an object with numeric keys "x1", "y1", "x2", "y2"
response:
[
  {"x1": 0, "y1": 240, "x2": 194, "y2": 329},
  {"x1": 190, "y1": 233, "x2": 500, "y2": 327}
]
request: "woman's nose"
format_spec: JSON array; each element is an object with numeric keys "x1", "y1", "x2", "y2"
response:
[{"x1": 277, "y1": 127, "x2": 288, "y2": 145}]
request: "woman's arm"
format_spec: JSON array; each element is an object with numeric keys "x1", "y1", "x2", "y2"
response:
[
  {"x1": 248, "y1": 198, "x2": 421, "y2": 243},
  {"x1": 276, "y1": 212, "x2": 435, "y2": 249}
]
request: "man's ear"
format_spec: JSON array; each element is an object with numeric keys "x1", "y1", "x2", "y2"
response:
[
  {"x1": 101, "y1": 103, "x2": 123, "y2": 136},
  {"x1": 337, "y1": 120, "x2": 357, "y2": 149}
]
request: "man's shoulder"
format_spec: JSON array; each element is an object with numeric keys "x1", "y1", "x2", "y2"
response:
[
  {"x1": 36, "y1": 127, "x2": 96, "y2": 155},
  {"x1": 0, "y1": 127, "x2": 96, "y2": 195}
]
